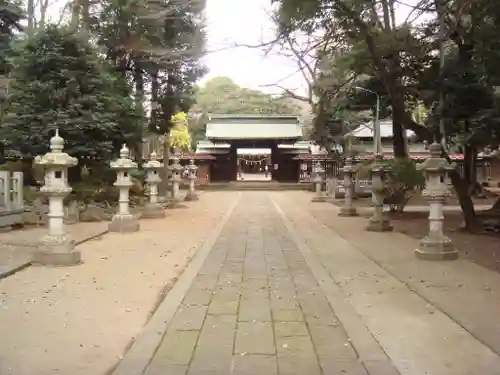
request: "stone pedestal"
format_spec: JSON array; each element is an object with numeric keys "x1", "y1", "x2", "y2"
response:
[
  {"x1": 109, "y1": 144, "x2": 139, "y2": 232},
  {"x1": 32, "y1": 129, "x2": 80, "y2": 266},
  {"x1": 143, "y1": 152, "x2": 165, "y2": 219},
  {"x1": 184, "y1": 159, "x2": 199, "y2": 201},
  {"x1": 311, "y1": 161, "x2": 327, "y2": 202},
  {"x1": 108, "y1": 213, "x2": 139, "y2": 232},
  {"x1": 339, "y1": 156, "x2": 358, "y2": 217},
  {"x1": 366, "y1": 155, "x2": 392, "y2": 232},
  {"x1": 168, "y1": 152, "x2": 186, "y2": 208},
  {"x1": 415, "y1": 143, "x2": 458, "y2": 260}
]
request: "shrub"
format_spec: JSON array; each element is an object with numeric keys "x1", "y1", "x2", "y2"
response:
[
  {"x1": 356, "y1": 157, "x2": 425, "y2": 212},
  {"x1": 382, "y1": 158, "x2": 425, "y2": 212}
]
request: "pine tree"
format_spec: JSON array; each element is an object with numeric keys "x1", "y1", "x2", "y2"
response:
[{"x1": 2, "y1": 26, "x2": 141, "y2": 160}]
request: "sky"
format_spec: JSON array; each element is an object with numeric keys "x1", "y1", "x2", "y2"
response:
[
  {"x1": 41, "y1": 0, "x2": 431, "y2": 97},
  {"x1": 201, "y1": 0, "x2": 432, "y2": 95},
  {"x1": 200, "y1": 0, "x2": 301, "y2": 95}
]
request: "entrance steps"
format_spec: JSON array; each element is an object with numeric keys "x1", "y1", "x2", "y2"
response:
[{"x1": 200, "y1": 181, "x2": 310, "y2": 191}]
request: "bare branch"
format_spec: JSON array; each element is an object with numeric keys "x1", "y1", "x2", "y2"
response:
[{"x1": 264, "y1": 84, "x2": 311, "y2": 103}]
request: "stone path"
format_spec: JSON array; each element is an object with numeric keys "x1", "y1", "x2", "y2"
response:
[
  {"x1": 273, "y1": 191, "x2": 500, "y2": 375},
  {"x1": 127, "y1": 193, "x2": 382, "y2": 375}
]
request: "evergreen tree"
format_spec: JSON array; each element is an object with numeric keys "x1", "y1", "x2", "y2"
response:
[
  {"x1": 2, "y1": 25, "x2": 141, "y2": 160},
  {"x1": 0, "y1": 0, "x2": 23, "y2": 74}
]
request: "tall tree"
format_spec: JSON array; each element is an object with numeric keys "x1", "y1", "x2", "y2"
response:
[
  {"x1": 89, "y1": 0, "x2": 207, "y2": 196},
  {"x1": 191, "y1": 76, "x2": 302, "y2": 115},
  {"x1": 0, "y1": 0, "x2": 23, "y2": 132},
  {"x1": 1, "y1": 26, "x2": 141, "y2": 162},
  {"x1": 0, "y1": 0, "x2": 23, "y2": 74}
]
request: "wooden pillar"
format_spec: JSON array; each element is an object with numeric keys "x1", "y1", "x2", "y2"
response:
[
  {"x1": 229, "y1": 144, "x2": 237, "y2": 181},
  {"x1": 271, "y1": 143, "x2": 279, "y2": 181}
]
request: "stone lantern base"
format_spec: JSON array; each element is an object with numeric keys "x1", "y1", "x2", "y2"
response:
[
  {"x1": 338, "y1": 206, "x2": 358, "y2": 217},
  {"x1": 184, "y1": 190, "x2": 199, "y2": 201},
  {"x1": 33, "y1": 234, "x2": 81, "y2": 266},
  {"x1": 167, "y1": 197, "x2": 187, "y2": 209},
  {"x1": 142, "y1": 203, "x2": 166, "y2": 219},
  {"x1": 108, "y1": 213, "x2": 139, "y2": 233},
  {"x1": 311, "y1": 193, "x2": 328, "y2": 202},
  {"x1": 415, "y1": 235, "x2": 458, "y2": 260},
  {"x1": 366, "y1": 216, "x2": 393, "y2": 232}
]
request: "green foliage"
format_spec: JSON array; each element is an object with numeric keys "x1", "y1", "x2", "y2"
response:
[
  {"x1": 358, "y1": 158, "x2": 425, "y2": 213},
  {"x1": 2, "y1": 25, "x2": 142, "y2": 160},
  {"x1": 188, "y1": 77, "x2": 302, "y2": 141},
  {"x1": 169, "y1": 112, "x2": 191, "y2": 151},
  {"x1": 72, "y1": 164, "x2": 145, "y2": 205},
  {"x1": 0, "y1": 0, "x2": 23, "y2": 75},
  {"x1": 90, "y1": 0, "x2": 207, "y2": 136},
  {"x1": 191, "y1": 77, "x2": 302, "y2": 116},
  {"x1": 383, "y1": 158, "x2": 426, "y2": 213},
  {"x1": 0, "y1": 0, "x2": 23, "y2": 126}
]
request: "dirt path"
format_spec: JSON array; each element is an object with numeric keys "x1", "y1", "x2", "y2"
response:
[{"x1": 0, "y1": 192, "x2": 239, "y2": 375}]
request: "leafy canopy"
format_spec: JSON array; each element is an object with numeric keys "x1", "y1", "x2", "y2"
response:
[
  {"x1": 191, "y1": 77, "x2": 303, "y2": 115},
  {"x1": 2, "y1": 25, "x2": 142, "y2": 160},
  {"x1": 169, "y1": 111, "x2": 191, "y2": 151}
]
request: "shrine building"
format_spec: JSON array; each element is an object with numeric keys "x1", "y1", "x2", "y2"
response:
[{"x1": 193, "y1": 115, "x2": 314, "y2": 183}]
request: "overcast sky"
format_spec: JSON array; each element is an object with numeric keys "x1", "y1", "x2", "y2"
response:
[
  {"x1": 41, "y1": 0, "x2": 431, "y2": 96},
  {"x1": 201, "y1": 0, "x2": 432, "y2": 95},
  {"x1": 201, "y1": 0, "x2": 302, "y2": 94}
]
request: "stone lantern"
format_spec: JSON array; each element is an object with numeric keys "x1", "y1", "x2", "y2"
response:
[
  {"x1": 168, "y1": 151, "x2": 185, "y2": 208},
  {"x1": 338, "y1": 155, "x2": 358, "y2": 217},
  {"x1": 311, "y1": 161, "x2": 327, "y2": 202},
  {"x1": 415, "y1": 142, "x2": 458, "y2": 260},
  {"x1": 33, "y1": 129, "x2": 79, "y2": 266},
  {"x1": 142, "y1": 151, "x2": 165, "y2": 218},
  {"x1": 184, "y1": 159, "x2": 199, "y2": 201},
  {"x1": 366, "y1": 154, "x2": 392, "y2": 232},
  {"x1": 109, "y1": 144, "x2": 139, "y2": 232}
]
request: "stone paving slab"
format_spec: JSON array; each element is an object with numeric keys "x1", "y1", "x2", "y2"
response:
[
  {"x1": 273, "y1": 191, "x2": 500, "y2": 375},
  {"x1": 141, "y1": 192, "x2": 369, "y2": 375}
]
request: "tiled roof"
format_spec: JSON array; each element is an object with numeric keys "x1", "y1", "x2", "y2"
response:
[
  {"x1": 237, "y1": 148, "x2": 270, "y2": 155},
  {"x1": 347, "y1": 119, "x2": 415, "y2": 139},
  {"x1": 206, "y1": 115, "x2": 302, "y2": 140},
  {"x1": 356, "y1": 153, "x2": 466, "y2": 160},
  {"x1": 195, "y1": 140, "x2": 311, "y2": 154}
]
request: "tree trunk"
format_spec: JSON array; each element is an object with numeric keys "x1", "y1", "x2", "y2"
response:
[
  {"x1": 336, "y1": 0, "x2": 478, "y2": 230},
  {"x1": 27, "y1": 0, "x2": 35, "y2": 34},
  {"x1": 463, "y1": 145, "x2": 482, "y2": 196},
  {"x1": 81, "y1": 0, "x2": 90, "y2": 31},
  {"x1": 70, "y1": 0, "x2": 80, "y2": 31},
  {"x1": 149, "y1": 67, "x2": 159, "y2": 132},
  {"x1": 159, "y1": 132, "x2": 171, "y2": 200},
  {"x1": 463, "y1": 144, "x2": 479, "y2": 192},
  {"x1": 449, "y1": 169, "x2": 480, "y2": 231},
  {"x1": 134, "y1": 60, "x2": 145, "y2": 158},
  {"x1": 443, "y1": 150, "x2": 480, "y2": 231},
  {"x1": 387, "y1": 80, "x2": 408, "y2": 157}
]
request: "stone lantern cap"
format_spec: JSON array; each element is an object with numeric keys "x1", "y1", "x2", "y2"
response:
[
  {"x1": 342, "y1": 156, "x2": 355, "y2": 173},
  {"x1": 110, "y1": 144, "x2": 137, "y2": 170},
  {"x1": 169, "y1": 155, "x2": 184, "y2": 173},
  {"x1": 417, "y1": 142, "x2": 456, "y2": 173},
  {"x1": 367, "y1": 154, "x2": 386, "y2": 173},
  {"x1": 34, "y1": 129, "x2": 78, "y2": 168},
  {"x1": 314, "y1": 161, "x2": 324, "y2": 173},
  {"x1": 143, "y1": 151, "x2": 164, "y2": 170},
  {"x1": 185, "y1": 159, "x2": 198, "y2": 172}
]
